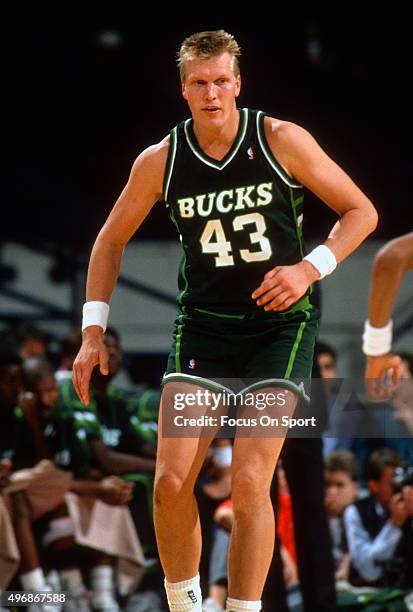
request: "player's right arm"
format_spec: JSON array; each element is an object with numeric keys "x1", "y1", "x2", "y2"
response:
[
  {"x1": 364, "y1": 232, "x2": 413, "y2": 393},
  {"x1": 72, "y1": 137, "x2": 170, "y2": 405}
]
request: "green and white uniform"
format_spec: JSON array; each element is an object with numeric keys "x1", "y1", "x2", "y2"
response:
[{"x1": 163, "y1": 108, "x2": 319, "y2": 396}]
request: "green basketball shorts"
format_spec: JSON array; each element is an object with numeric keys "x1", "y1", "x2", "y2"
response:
[{"x1": 164, "y1": 301, "x2": 320, "y2": 402}]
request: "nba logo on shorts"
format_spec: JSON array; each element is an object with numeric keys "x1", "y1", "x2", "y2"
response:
[
  {"x1": 247, "y1": 146, "x2": 254, "y2": 160},
  {"x1": 189, "y1": 358, "x2": 196, "y2": 369}
]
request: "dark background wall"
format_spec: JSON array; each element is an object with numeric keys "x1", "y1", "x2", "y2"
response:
[{"x1": 5, "y1": 3, "x2": 412, "y2": 251}]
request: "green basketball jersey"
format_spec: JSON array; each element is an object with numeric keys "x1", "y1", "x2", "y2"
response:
[{"x1": 163, "y1": 108, "x2": 306, "y2": 314}]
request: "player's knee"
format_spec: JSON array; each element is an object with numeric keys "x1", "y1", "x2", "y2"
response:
[
  {"x1": 153, "y1": 471, "x2": 190, "y2": 508},
  {"x1": 231, "y1": 471, "x2": 269, "y2": 514}
]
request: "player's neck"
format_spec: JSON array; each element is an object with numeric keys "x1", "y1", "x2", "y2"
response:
[{"x1": 193, "y1": 107, "x2": 240, "y2": 159}]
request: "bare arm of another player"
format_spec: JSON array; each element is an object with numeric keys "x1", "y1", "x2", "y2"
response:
[
  {"x1": 365, "y1": 232, "x2": 413, "y2": 382},
  {"x1": 252, "y1": 119, "x2": 378, "y2": 311},
  {"x1": 72, "y1": 138, "x2": 169, "y2": 404}
]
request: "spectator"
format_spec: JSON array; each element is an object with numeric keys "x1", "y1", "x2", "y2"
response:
[
  {"x1": 344, "y1": 448, "x2": 407, "y2": 585},
  {"x1": 316, "y1": 341, "x2": 338, "y2": 385},
  {"x1": 19, "y1": 356, "x2": 138, "y2": 609},
  {"x1": 317, "y1": 341, "x2": 364, "y2": 456},
  {"x1": 0, "y1": 349, "x2": 28, "y2": 467},
  {"x1": 10, "y1": 322, "x2": 49, "y2": 360},
  {"x1": 56, "y1": 335, "x2": 158, "y2": 565},
  {"x1": 324, "y1": 450, "x2": 359, "y2": 580},
  {"x1": 55, "y1": 330, "x2": 82, "y2": 383},
  {"x1": 396, "y1": 466, "x2": 413, "y2": 587}
]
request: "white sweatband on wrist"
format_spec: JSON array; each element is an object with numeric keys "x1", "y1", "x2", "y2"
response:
[
  {"x1": 82, "y1": 301, "x2": 110, "y2": 332},
  {"x1": 303, "y1": 245, "x2": 337, "y2": 279},
  {"x1": 362, "y1": 319, "x2": 393, "y2": 356}
]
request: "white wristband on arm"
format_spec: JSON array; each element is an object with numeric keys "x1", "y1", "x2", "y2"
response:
[
  {"x1": 303, "y1": 245, "x2": 337, "y2": 279},
  {"x1": 82, "y1": 301, "x2": 110, "y2": 332},
  {"x1": 362, "y1": 319, "x2": 393, "y2": 356}
]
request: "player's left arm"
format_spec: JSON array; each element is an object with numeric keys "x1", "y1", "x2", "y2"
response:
[
  {"x1": 275, "y1": 121, "x2": 378, "y2": 260},
  {"x1": 252, "y1": 120, "x2": 378, "y2": 311}
]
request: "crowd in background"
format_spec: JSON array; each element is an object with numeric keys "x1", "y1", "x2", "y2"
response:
[{"x1": 1, "y1": 321, "x2": 413, "y2": 612}]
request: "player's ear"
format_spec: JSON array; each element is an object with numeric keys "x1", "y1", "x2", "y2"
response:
[
  {"x1": 235, "y1": 74, "x2": 241, "y2": 98},
  {"x1": 182, "y1": 80, "x2": 188, "y2": 100}
]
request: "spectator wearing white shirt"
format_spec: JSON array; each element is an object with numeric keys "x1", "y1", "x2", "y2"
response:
[{"x1": 344, "y1": 448, "x2": 408, "y2": 585}]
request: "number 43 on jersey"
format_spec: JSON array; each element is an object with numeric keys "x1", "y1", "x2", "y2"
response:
[{"x1": 200, "y1": 212, "x2": 272, "y2": 267}]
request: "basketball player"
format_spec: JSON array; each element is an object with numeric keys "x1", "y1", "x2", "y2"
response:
[
  {"x1": 73, "y1": 30, "x2": 378, "y2": 612},
  {"x1": 363, "y1": 231, "x2": 413, "y2": 398}
]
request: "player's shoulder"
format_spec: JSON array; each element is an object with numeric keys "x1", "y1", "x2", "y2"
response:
[
  {"x1": 263, "y1": 116, "x2": 319, "y2": 170},
  {"x1": 129, "y1": 135, "x2": 171, "y2": 188},
  {"x1": 135, "y1": 135, "x2": 170, "y2": 169},
  {"x1": 263, "y1": 116, "x2": 312, "y2": 148}
]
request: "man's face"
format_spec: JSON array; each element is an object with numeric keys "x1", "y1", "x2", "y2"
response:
[
  {"x1": 20, "y1": 338, "x2": 46, "y2": 360},
  {"x1": 368, "y1": 465, "x2": 397, "y2": 509},
  {"x1": 181, "y1": 52, "x2": 241, "y2": 129},
  {"x1": 318, "y1": 352, "x2": 337, "y2": 379},
  {"x1": 35, "y1": 374, "x2": 59, "y2": 420},
  {"x1": 104, "y1": 334, "x2": 122, "y2": 376},
  {"x1": 325, "y1": 469, "x2": 358, "y2": 517}
]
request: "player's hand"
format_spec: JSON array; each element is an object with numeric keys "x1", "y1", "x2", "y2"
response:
[
  {"x1": 72, "y1": 326, "x2": 109, "y2": 405},
  {"x1": 251, "y1": 261, "x2": 319, "y2": 311},
  {"x1": 364, "y1": 354, "x2": 403, "y2": 400},
  {"x1": 97, "y1": 476, "x2": 135, "y2": 506}
]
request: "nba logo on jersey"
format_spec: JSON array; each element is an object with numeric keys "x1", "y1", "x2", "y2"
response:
[
  {"x1": 189, "y1": 358, "x2": 196, "y2": 369},
  {"x1": 247, "y1": 146, "x2": 254, "y2": 160}
]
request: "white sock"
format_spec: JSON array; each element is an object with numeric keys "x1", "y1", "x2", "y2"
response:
[
  {"x1": 91, "y1": 566, "x2": 116, "y2": 607},
  {"x1": 59, "y1": 568, "x2": 83, "y2": 595},
  {"x1": 20, "y1": 568, "x2": 47, "y2": 590},
  {"x1": 226, "y1": 597, "x2": 261, "y2": 611},
  {"x1": 164, "y1": 573, "x2": 202, "y2": 611}
]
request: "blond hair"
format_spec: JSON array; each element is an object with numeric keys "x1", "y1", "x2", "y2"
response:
[{"x1": 177, "y1": 30, "x2": 241, "y2": 80}]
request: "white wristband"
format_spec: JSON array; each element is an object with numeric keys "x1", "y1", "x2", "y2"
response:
[
  {"x1": 303, "y1": 245, "x2": 337, "y2": 279},
  {"x1": 362, "y1": 319, "x2": 393, "y2": 356},
  {"x1": 82, "y1": 301, "x2": 110, "y2": 332}
]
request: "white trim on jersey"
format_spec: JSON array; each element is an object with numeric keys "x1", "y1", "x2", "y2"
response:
[
  {"x1": 184, "y1": 108, "x2": 249, "y2": 171},
  {"x1": 164, "y1": 126, "x2": 178, "y2": 205},
  {"x1": 256, "y1": 111, "x2": 303, "y2": 189}
]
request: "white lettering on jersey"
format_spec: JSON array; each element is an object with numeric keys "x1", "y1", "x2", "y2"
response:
[
  {"x1": 177, "y1": 182, "x2": 273, "y2": 219},
  {"x1": 197, "y1": 193, "x2": 216, "y2": 217},
  {"x1": 216, "y1": 190, "x2": 234, "y2": 214},
  {"x1": 234, "y1": 185, "x2": 256, "y2": 210},
  {"x1": 256, "y1": 182, "x2": 273, "y2": 206},
  {"x1": 178, "y1": 197, "x2": 195, "y2": 218}
]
